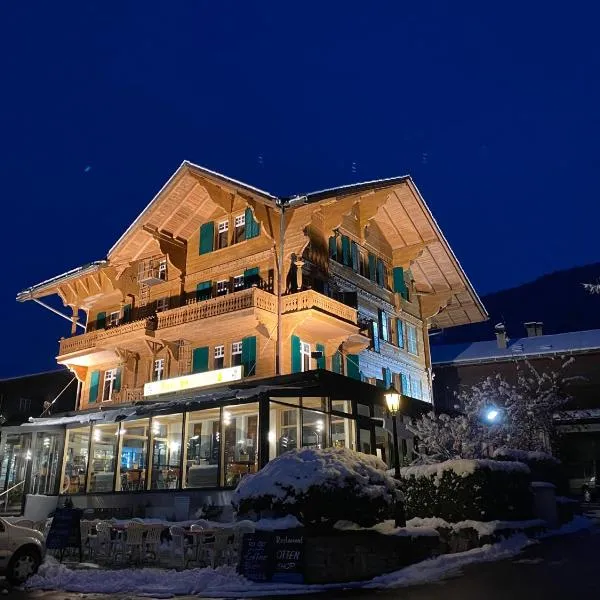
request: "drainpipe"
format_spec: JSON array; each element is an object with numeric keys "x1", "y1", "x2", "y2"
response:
[{"x1": 276, "y1": 200, "x2": 285, "y2": 376}]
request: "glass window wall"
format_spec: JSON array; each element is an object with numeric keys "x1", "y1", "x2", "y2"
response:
[
  {"x1": 149, "y1": 414, "x2": 183, "y2": 489},
  {"x1": 222, "y1": 403, "x2": 259, "y2": 487},
  {"x1": 118, "y1": 419, "x2": 150, "y2": 492},
  {"x1": 269, "y1": 402, "x2": 300, "y2": 459},
  {"x1": 88, "y1": 423, "x2": 118, "y2": 492},
  {"x1": 330, "y1": 414, "x2": 356, "y2": 450},
  {"x1": 30, "y1": 432, "x2": 63, "y2": 496},
  {"x1": 301, "y1": 410, "x2": 328, "y2": 449},
  {"x1": 331, "y1": 400, "x2": 352, "y2": 414},
  {"x1": 184, "y1": 407, "x2": 221, "y2": 488},
  {"x1": 62, "y1": 427, "x2": 90, "y2": 494}
]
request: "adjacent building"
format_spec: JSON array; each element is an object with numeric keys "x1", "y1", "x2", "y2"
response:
[
  {"x1": 432, "y1": 324, "x2": 600, "y2": 494},
  {"x1": 5, "y1": 161, "x2": 485, "y2": 516}
]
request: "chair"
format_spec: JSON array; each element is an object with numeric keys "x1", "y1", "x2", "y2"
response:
[
  {"x1": 80, "y1": 520, "x2": 96, "y2": 559},
  {"x1": 143, "y1": 524, "x2": 164, "y2": 563},
  {"x1": 90, "y1": 521, "x2": 114, "y2": 562},
  {"x1": 229, "y1": 524, "x2": 255, "y2": 565},
  {"x1": 193, "y1": 529, "x2": 222, "y2": 568},
  {"x1": 213, "y1": 529, "x2": 235, "y2": 567},
  {"x1": 116, "y1": 522, "x2": 146, "y2": 564},
  {"x1": 169, "y1": 526, "x2": 192, "y2": 569}
]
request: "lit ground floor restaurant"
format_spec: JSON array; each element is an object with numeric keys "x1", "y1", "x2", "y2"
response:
[{"x1": 0, "y1": 370, "x2": 428, "y2": 520}]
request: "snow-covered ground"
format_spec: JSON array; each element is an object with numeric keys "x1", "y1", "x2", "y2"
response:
[{"x1": 24, "y1": 517, "x2": 595, "y2": 597}]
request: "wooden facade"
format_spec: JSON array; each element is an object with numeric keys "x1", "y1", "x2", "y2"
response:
[{"x1": 17, "y1": 162, "x2": 486, "y2": 411}]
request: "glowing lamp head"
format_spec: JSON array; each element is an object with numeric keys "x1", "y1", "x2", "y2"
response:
[
  {"x1": 385, "y1": 391, "x2": 401, "y2": 414},
  {"x1": 486, "y1": 408, "x2": 500, "y2": 422}
]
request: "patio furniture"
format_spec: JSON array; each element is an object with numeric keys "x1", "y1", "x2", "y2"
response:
[
  {"x1": 169, "y1": 526, "x2": 193, "y2": 569},
  {"x1": 91, "y1": 521, "x2": 114, "y2": 562},
  {"x1": 115, "y1": 522, "x2": 145, "y2": 564},
  {"x1": 143, "y1": 524, "x2": 164, "y2": 562}
]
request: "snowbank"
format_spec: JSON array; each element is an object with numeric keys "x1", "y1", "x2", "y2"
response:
[
  {"x1": 334, "y1": 519, "x2": 440, "y2": 538},
  {"x1": 406, "y1": 517, "x2": 546, "y2": 538},
  {"x1": 401, "y1": 458, "x2": 530, "y2": 480}
]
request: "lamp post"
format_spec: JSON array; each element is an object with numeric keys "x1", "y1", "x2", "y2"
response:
[{"x1": 384, "y1": 390, "x2": 401, "y2": 479}]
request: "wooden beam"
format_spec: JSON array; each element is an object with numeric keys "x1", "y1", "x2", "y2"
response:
[{"x1": 392, "y1": 243, "x2": 426, "y2": 266}]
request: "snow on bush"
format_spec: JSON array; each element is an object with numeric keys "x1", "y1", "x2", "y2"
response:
[
  {"x1": 492, "y1": 448, "x2": 559, "y2": 463},
  {"x1": 232, "y1": 447, "x2": 401, "y2": 528},
  {"x1": 401, "y1": 458, "x2": 533, "y2": 523},
  {"x1": 493, "y1": 447, "x2": 563, "y2": 489}
]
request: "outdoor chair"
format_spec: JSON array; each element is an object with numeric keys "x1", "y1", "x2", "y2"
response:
[
  {"x1": 91, "y1": 521, "x2": 114, "y2": 562},
  {"x1": 116, "y1": 522, "x2": 146, "y2": 564},
  {"x1": 143, "y1": 524, "x2": 164, "y2": 563},
  {"x1": 80, "y1": 520, "x2": 97, "y2": 559},
  {"x1": 169, "y1": 526, "x2": 193, "y2": 569}
]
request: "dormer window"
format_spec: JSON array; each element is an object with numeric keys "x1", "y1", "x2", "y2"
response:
[
  {"x1": 234, "y1": 214, "x2": 246, "y2": 243},
  {"x1": 217, "y1": 221, "x2": 229, "y2": 249}
]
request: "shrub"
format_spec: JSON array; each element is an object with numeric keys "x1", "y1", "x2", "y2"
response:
[
  {"x1": 232, "y1": 447, "x2": 401, "y2": 528},
  {"x1": 493, "y1": 448, "x2": 565, "y2": 491},
  {"x1": 401, "y1": 459, "x2": 533, "y2": 522}
]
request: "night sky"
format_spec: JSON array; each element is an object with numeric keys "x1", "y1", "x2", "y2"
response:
[{"x1": 1, "y1": 2, "x2": 598, "y2": 377}]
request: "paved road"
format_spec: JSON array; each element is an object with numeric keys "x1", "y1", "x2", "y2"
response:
[{"x1": 6, "y1": 527, "x2": 600, "y2": 600}]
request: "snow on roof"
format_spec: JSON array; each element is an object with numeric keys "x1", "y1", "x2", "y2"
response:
[
  {"x1": 16, "y1": 261, "x2": 106, "y2": 301},
  {"x1": 431, "y1": 329, "x2": 600, "y2": 365}
]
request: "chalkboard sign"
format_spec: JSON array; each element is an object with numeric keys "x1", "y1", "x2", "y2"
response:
[
  {"x1": 271, "y1": 529, "x2": 304, "y2": 584},
  {"x1": 46, "y1": 508, "x2": 82, "y2": 561},
  {"x1": 239, "y1": 530, "x2": 273, "y2": 582},
  {"x1": 238, "y1": 528, "x2": 305, "y2": 584}
]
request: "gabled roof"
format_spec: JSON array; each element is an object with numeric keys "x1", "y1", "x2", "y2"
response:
[{"x1": 431, "y1": 329, "x2": 600, "y2": 365}]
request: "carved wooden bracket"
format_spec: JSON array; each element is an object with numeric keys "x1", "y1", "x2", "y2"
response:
[
  {"x1": 418, "y1": 290, "x2": 454, "y2": 320},
  {"x1": 392, "y1": 243, "x2": 426, "y2": 267}
]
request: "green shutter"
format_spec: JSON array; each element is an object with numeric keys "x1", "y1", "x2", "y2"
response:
[
  {"x1": 196, "y1": 281, "x2": 212, "y2": 302},
  {"x1": 123, "y1": 304, "x2": 132, "y2": 323},
  {"x1": 376, "y1": 258, "x2": 385, "y2": 287},
  {"x1": 400, "y1": 372, "x2": 409, "y2": 396},
  {"x1": 199, "y1": 222, "x2": 215, "y2": 254},
  {"x1": 346, "y1": 354, "x2": 360, "y2": 380},
  {"x1": 332, "y1": 350, "x2": 342, "y2": 374},
  {"x1": 114, "y1": 368, "x2": 122, "y2": 392},
  {"x1": 192, "y1": 347, "x2": 209, "y2": 373},
  {"x1": 393, "y1": 267, "x2": 408, "y2": 299},
  {"x1": 383, "y1": 367, "x2": 392, "y2": 389},
  {"x1": 341, "y1": 236, "x2": 351, "y2": 266},
  {"x1": 396, "y1": 320, "x2": 405, "y2": 349},
  {"x1": 351, "y1": 241, "x2": 360, "y2": 271},
  {"x1": 368, "y1": 254, "x2": 376, "y2": 282},
  {"x1": 378, "y1": 309, "x2": 389, "y2": 342},
  {"x1": 244, "y1": 267, "x2": 260, "y2": 288},
  {"x1": 328, "y1": 236, "x2": 337, "y2": 260},
  {"x1": 245, "y1": 207, "x2": 260, "y2": 239},
  {"x1": 242, "y1": 336, "x2": 257, "y2": 376},
  {"x1": 96, "y1": 311, "x2": 106, "y2": 330},
  {"x1": 89, "y1": 370, "x2": 100, "y2": 404},
  {"x1": 291, "y1": 335, "x2": 301, "y2": 373},
  {"x1": 371, "y1": 321, "x2": 380, "y2": 352},
  {"x1": 316, "y1": 343, "x2": 325, "y2": 369}
]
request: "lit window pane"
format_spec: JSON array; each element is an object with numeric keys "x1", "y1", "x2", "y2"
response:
[
  {"x1": 222, "y1": 403, "x2": 259, "y2": 487},
  {"x1": 62, "y1": 427, "x2": 90, "y2": 494},
  {"x1": 184, "y1": 407, "x2": 221, "y2": 488},
  {"x1": 149, "y1": 414, "x2": 183, "y2": 489},
  {"x1": 88, "y1": 424, "x2": 118, "y2": 492}
]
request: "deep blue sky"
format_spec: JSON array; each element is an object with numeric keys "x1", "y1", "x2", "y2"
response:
[{"x1": 1, "y1": 2, "x2": 598, "y2": 377}]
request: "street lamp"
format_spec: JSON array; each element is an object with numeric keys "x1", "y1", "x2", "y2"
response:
[{"x1": 384, "y1": 390, "x2": 401, "y2": 479}]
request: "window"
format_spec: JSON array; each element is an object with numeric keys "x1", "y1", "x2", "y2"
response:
[
  {"x1": 233, "y1": 275, "x2": 244, "y2": 291},
  {"x1": 118, "y1": 418, "x2": 149, "y2": 492},
  {"x1": 149, "y1": 414, "x2": 183, "y2": 489},
  {"x1": 359, "y1": 250, "x2": 369, "y2": 279},
  {"x1": 234, "y1": 213, "x2": 246, "y2": 243},
  {"x1": 156, "y1": 297, "x2": 169, "y2": 312},
  {"x1": 216, "y1": 280, "x2": 229, "y2": 296},
  {"x1": 18, "y1": 397, "x2": 31, "y2": 413},
  {"x1": 407, "y1": 324, "x2": 418, "y2": 355},
  {"x1": 214, "y1": 345, "x2": 225, "y2": 370},
  {"x1": 231, "y1": 341, "x2": 243, "y2": 367},
  {"x1": 300, "y1": 341, "x2": 311, "y2": 372},
  {"x1": 222, "y1": 403, "x2": 259, "y2": 487},
  {"x1": 302, "y1": 410, "x2": 327, "y2": 449},
  {"x1": 410, "y1": 376, "x2": 423, "y2": 400},
  {"x1": 108, "y1": 311, "x2": 120, "y2": 328},
  {"x1": 31, "y1": 432, "x2": 62, "y2": 495},
  {"x1": 88, "y1": 423, "x2": 118, "y2": 492},
  {"x1": 397, "y1": 320, "x2": 405, "y2": 349},
  {"x1": 103, "y1": 368, "x2": 118, "y2": 401},
  {"x1": 217, "y1": 220, "x2": 229, "y2": 249},
  {"x1": 61, "y1": 427, "x2": 89, "y2": 494},
  {"x1": 184, "y1": 407, "x2": 221, "y2": 488},
  {"x1": 153, "y1": 358, "x2": 165, "y2": 382},
  {"x1": 158, "y1": 259, "x2": 167, "y2": 280}
]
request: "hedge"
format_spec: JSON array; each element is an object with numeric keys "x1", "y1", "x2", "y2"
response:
[{"x1": 401, "y1": 459, "x2": 533, "y2": 522}]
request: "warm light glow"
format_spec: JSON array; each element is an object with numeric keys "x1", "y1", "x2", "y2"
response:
[
  {"x1": 385, "y1": 391, "x2": 401, "y2": 414},
  {"x1": 316, "y1": 420, "x2": 324, "y2": 432},
  {"x1": 25, "y1": 450, "x2": 32, "y2": 461},
  {"x1": 223, "y1": 411, "x2": 232, "y2": 426},
  {"x1": 144, "y1": 366, "x2": 242, "y2": 397},
  {"x1": 170, "y1": 441, "x2": 180, "y2": 451},
  {"x1": 268, "y1": 430, "x2": 276, "y2": 443},
  {"x1": 93, "y1": 429, "x2": 101, "y2": 442}
]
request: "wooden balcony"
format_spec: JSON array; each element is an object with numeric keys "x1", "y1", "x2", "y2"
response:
[
  {"x1": 282, "y1": 290, "x2": 357, "y2": 324},
  {"x1": 58, "y1": 318, "x2": 155, "y2": 361},
  {"x1": 112, "y1": 387, "x2": 144, "y2": 403},
  {"x1": 155, "y1": 287, "x2": 277, "y2": 337}
]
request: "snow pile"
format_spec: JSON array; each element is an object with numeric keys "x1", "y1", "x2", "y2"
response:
[
  {"x1": 406, "y1": 517, "x2": 545, "y2": 538},
  {"x1": 334, "y1": 519, "x2": 440, "y2": 538},
  {"x1": 493, "y1": 448, "x2": 559, "y2": 464},
  {"x1": 401, "y1": 458, "x2": 530, "y2": 481},
  {"x1": 233, "y1": 447, "x2": 400, "y2": 527}
]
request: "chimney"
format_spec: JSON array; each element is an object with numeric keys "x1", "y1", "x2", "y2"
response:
[
  {"x1": 524, "y1": 322, "x2": 537, "y2": 337},
  {"x1": 535, "y1": 321, "x2": 543, "y2": 336},
  {"x1": 494, "y1": 323, "x2": 507, "y2": 349}
]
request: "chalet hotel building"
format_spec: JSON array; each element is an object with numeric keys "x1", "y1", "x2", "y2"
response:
[{"x1": 1, "y1": 162, "x2": 485, "y2": 517}]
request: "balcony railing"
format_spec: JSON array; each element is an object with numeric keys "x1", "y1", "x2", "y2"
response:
[
  {"x1": 156, "y1": 287, "x2": 276, "y2": 330},
  {"x1": 58, "y1": 318, "x2": 154, "y2": 356},
  {"x1": 282, "y1": 290, "x2": 357, "y2": 323},
  {"x1": 112, "y1": 387, "x2": 144, "y2": 403}
]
